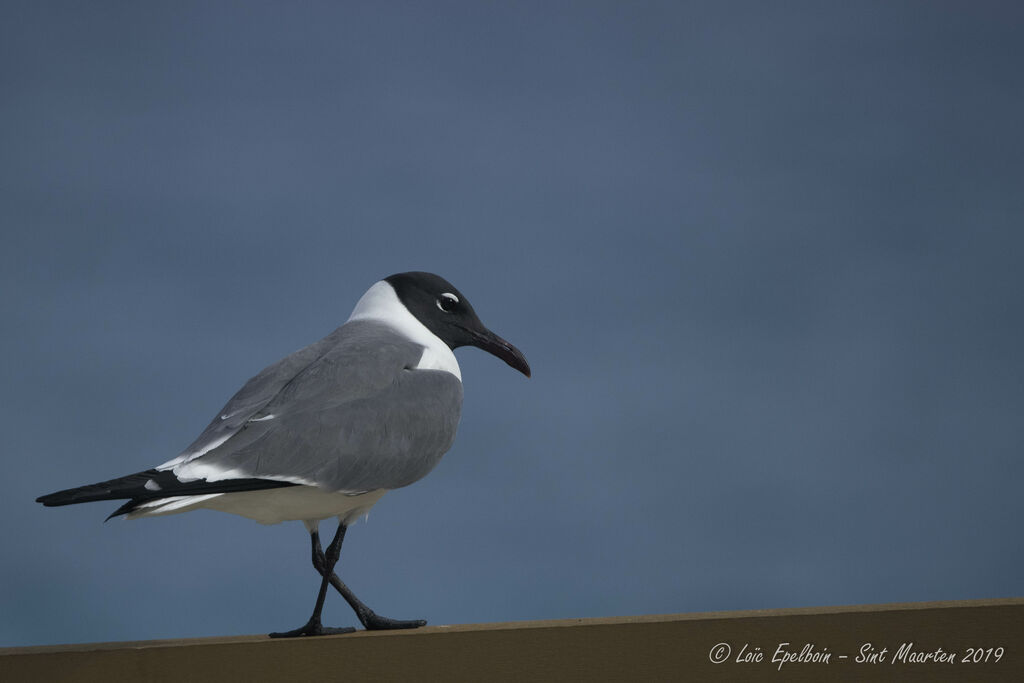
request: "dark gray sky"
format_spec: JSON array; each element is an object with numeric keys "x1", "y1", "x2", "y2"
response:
[{"x1": 3, "y1": 2, "x2": 1022, "y2": 646}]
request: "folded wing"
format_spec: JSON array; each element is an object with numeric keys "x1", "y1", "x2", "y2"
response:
[{"x1": 164, "y1": 320, "x2": 464, "y2": 492}]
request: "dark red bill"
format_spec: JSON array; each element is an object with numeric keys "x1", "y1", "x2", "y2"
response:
[{"x1": 467, "y1": 328, "x2": 531, "y2": 377}]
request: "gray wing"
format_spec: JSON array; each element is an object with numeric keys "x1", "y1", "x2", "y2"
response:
[
  {"x1": 160, "y1": 326, "x2": 347, "y2": 469},
  {"x1": 164, "y1": 320, "x2": 464, "y2": 492}
]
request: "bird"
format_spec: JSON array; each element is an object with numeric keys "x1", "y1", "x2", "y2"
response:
[{"x1": 37, "y1": 271, "x2": 531, "y2": 638}]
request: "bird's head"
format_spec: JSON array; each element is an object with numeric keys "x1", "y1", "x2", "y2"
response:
[{"x1": 384, "y1": 271, "x2": 531, "y2": 377}]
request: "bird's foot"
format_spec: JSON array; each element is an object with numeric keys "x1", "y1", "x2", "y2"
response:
[
  {"x1": 358, "y1": 609, "x2": 427, "y2": 631},
  {"x1": 268, "y1": 619, "x2": 356, "y2": 638}
]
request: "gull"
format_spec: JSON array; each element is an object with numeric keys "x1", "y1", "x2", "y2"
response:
[{"x1": 37, "y1": 271, "x2": 531, "y2": 637}]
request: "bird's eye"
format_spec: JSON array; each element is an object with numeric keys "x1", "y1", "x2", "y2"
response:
[{"x1": 436, "y1": 292, "x2": 459, "y2": 312}]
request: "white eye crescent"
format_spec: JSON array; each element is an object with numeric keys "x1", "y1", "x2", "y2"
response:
[{"x1": 436, "y1": 292, "x2": 459, "y2": 312}]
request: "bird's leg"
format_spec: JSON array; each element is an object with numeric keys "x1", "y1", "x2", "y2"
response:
[
  {"x1": 309, "y1": 523, "x2": 427, "y2": 631},
  {"x1": 268, "y1": 523, "x2": 356, "y2": 638}
]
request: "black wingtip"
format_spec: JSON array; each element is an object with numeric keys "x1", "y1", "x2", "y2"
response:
[
  {"x1": 36, "y1": 470, "x2": 162, "y2": 508},
  {"x1": 38, "y1": 469, "x2": 301, "y2": 520},
  {"x1": 105, "y1": 500, "x2": 137, "y2": 522},
  {"x1": 36, "y1": 491, "x2": 75, "y2": 507}
]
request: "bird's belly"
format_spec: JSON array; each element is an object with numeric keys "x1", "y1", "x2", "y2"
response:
[{"x1": 127, "y1": 487, "x2": 387, "y2": 525}]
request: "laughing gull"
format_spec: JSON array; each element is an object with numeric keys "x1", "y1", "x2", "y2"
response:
[{"x1": 37, "y1": 271, "x2": 530, "y2": 638}]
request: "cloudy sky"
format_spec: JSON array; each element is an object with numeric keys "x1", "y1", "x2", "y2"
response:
[{"x1": 3, "y1": 2, "x2": 1022, "y2": 646}]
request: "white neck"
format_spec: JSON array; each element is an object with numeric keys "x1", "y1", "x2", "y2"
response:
[{"x1": 347, "y1": 280, "x2": 462, "y2": 381}]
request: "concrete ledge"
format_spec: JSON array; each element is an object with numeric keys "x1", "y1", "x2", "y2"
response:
[{"x1": 2, "y1": 598, "x2": 1022, "y2": 682}]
